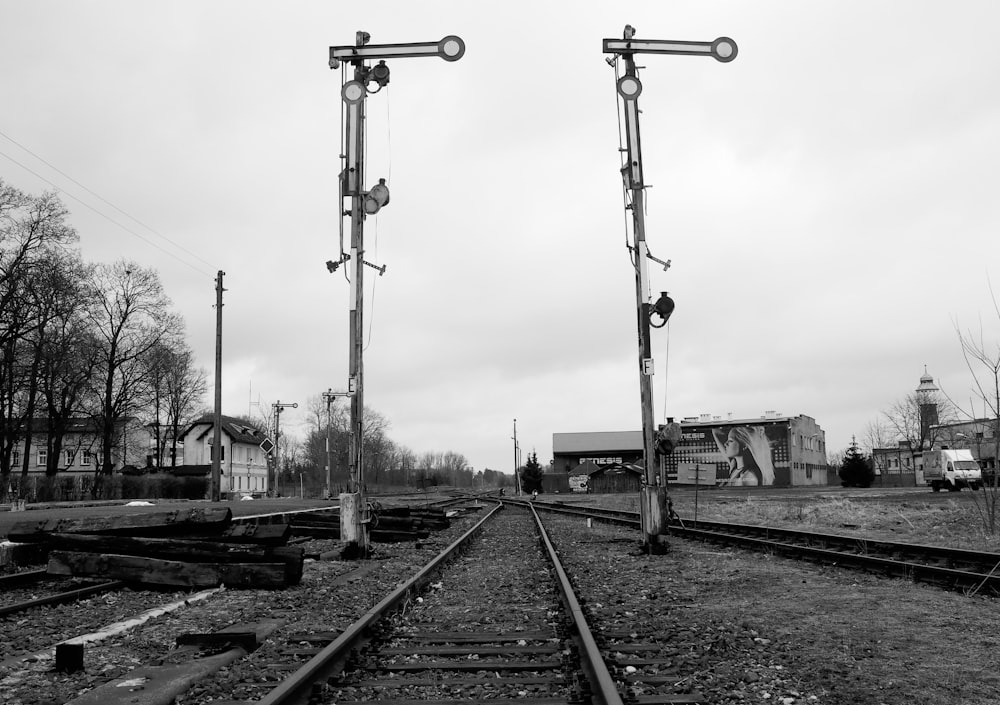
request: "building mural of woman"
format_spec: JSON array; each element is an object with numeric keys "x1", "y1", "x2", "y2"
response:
[{"x1": 712, "y1": 426, "x2": 776, "y2": 486}]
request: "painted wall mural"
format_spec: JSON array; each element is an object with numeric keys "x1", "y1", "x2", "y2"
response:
[{"x1": 664, "y1": 422, "x2": 790, "y2": 486}]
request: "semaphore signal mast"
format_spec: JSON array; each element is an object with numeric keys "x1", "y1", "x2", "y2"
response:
[
  {"x1": 603, "y1": 25, "x2": 737, "y2": 553},
  {"x1": 328, "y1": 31, "x2": 465, "y2": 557}
]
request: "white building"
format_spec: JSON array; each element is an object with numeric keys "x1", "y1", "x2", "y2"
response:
[{"x1": 180, "y1": 415, "x2": 271, "y2": 495}]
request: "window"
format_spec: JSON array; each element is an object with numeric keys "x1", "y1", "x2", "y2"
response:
[
  {"x1": 37, "y1": 449, "x2": 47, "y2": 467},
  {"x1": 12, "y1": 450, "x2": 20, "y2": 466},
  {"x1": 64, "y1": 450, "x2": 73, "y2": 467},
  {"x1": 81, "y1": 450, "x2": 92, "y2": 466}
]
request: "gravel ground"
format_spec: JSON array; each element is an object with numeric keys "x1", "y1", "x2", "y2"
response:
[
  {"x1": 321, "y1": 506, "x2": 571, "y2": 703},
  {"x1": 544, "y1": 511, "x2": 1000, "y2": 705},
  {"x1": 0, "y1": 508, "x2": 486, "y2": 705}
]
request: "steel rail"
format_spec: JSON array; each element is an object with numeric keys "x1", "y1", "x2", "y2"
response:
[
  {"x1": 246, "y1": 502, "x2": 505, "y2": 705},
  {"x1": 510, "y1": 498, "x2": 639, "y2": 529},
  {"x1": 526, "y1": 499, "x2": 1000, "y2": 570},
  {"x1": 671, "y1": 517, "x2": 1000, "y2": 571},
  {"x1": 0, "y1": 567, "x2": 48, "y2": 588},
  {"x1": 677, "y1": 525, "x2": 1000, "y2": 594},
  {"x1": 524, "y1": 500, "x2": 1000, "y2": 595},
  {"x1": 0, "y1": 579, "x2": 128, "y2": 618},
  {"x1": 528, "y1": 502, "x2": 625, "y2": 705}
]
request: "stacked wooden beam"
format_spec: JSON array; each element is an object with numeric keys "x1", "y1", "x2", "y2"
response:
[
  {"x1": 289, "y1": 506, "x2": 451, "y2": 543},
  {"x1": 6, "y1": 507, "x2": 303, "y2": 589}
]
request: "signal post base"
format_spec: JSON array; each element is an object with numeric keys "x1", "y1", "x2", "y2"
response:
[
  {"x1": 339, "y1": 492, "x2": 370, "y2": 560},
  {"x1": 639, "y1": 485, "x2": 670, "y2": 554}
]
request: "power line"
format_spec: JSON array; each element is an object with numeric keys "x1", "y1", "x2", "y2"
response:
[{"x1": 0, "y1": 129, "x2": 217, "y2": 278}]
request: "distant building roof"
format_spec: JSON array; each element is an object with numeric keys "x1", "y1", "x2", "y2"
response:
[
  {"x1": 184, "y1": 415, "x2": 269, "y2": 446},
  {"x1": 570, "y1": 460, "x2": 602, "y2": 476},
  {"x1": 553, "y1": 431, "x2": 642, "y2": 454}
]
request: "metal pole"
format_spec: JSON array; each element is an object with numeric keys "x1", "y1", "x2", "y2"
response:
[
  {"x1": 604, "y1": 25, "x2": 737, "y2": 552},
  {"x1": 274, "y1": 403, "x2": 281, "y2": 496},
  {"x1": 330, "y1": 30, "x2": 464, "y2": 556},
  {"x1": 270, "y1": 401, "x2": 297, "y2": 497},
  {"x1": 617, "y1": 45, "x2": 665, "y2": 551},
  {"x1": 694, "y1": 463, "x2": 699, "y2": 524},
  {"x1": 324, "y1": 389, "x2": 334, "y2": 499},
  {"x1": 513, "y1": 418, "x2": 521, "y2": 496},
  {"x1": 211, "y1": 271, "x2": 224, "y2": 502},
  {"x1": 339, "y1": 34, "x2": 371, "y2": 557}
]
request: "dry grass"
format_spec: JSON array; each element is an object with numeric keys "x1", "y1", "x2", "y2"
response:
[
  {"x1": 546, "y1": 489, "x2": 1000, "y2": 705},
  {"x1": 681, "y1": 544, "x2": 1000, "y2": 704},
  {"x1": 559, "y1": 489, "x2": 1000, "y2": 551},
  {"x1": 551, "y1": 488, "x2": 1000, "y2": 702}
]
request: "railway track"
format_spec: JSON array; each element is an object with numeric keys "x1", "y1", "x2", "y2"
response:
[
  {"x1": 312, "y1": 504, "x2": 592, "y2": 704},
  {"x1": 524, "y1": 499, "x2": 1000, "y2": 596},
  {"x1": 228, "y1": 501, "x2": 714, "y2": 705},
  {"x1": 4, "y1": 495, "x2": 997, "y2": 704},
  {"x1": 0, "y1": 569, "x2": 126, "y2": 618},
  {"x1": 234, "y1": 503, "x2": 618, "y2": 704}
]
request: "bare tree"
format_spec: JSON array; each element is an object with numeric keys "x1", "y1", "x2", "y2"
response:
[
  {"x1": 392, "y1": 444, "x2": 417, "y2": 486},
  {"x1": 953, "y1": 283, "x2": 1000, "y2": 534},
  {"x1": 883, "y1": 390, "x2": 957, "y2": 468},
  {"x1": 441, "y1": 450, "x2": 469, "y2": 487},
  {"x1": 0, "y1": 182, "x2": 77, "y2": 498},
  {"x1": 146, "y1": 341, "x2": 206, "y2": 469},
  {"x1": 861, "y1": 418, "x2": 896, "y2": 481},
  {"x1": 88, "y1": 260, "x2": 180, "y2": 495},
  {"x1": 30, "y1": 251, "x2": 97, "y2": 477},
  {"x1": 361, "y1": 408, "x2": 391, "y2": 487}
]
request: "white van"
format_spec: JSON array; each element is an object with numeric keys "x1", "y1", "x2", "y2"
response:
[{"x1": 923, "y1": 449, "x2": 982, "y2": 491}]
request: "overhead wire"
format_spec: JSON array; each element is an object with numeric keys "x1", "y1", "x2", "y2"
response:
[
  {"x1": 612, "y1": 56, "x2": 635, "y2": 256},
  {"x1": 364, "y1": 84, "x2": 391, "y2": 353},
  {"x1": 612, "y1": 55, "x2": 672, "y2": 421},
  {"x1": 361, "y1": 78, "x2": 373, "y2": 352},
  {"x1": 662, "y1": 319, "x2": 671, "y2": 423},
  {"x1": 613, "y1": 57, "x2": 644, "y2": 286},
  {"x1": 338, "y1": 61, "x2": 349, "y2": 282},
  {"x1": 0, "y1": 140, "x2": 215, "y2": 280},
  {"x1": 0, "y1": 128, "x2": 218, "y2": 279}
]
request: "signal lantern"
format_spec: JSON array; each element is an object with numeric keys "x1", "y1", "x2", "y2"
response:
[
  {"x1": 370, "y1": 60, "x2": 391, "y2": 87},
  {"x1": 649, "y1": 291, "x2": 675, "y2": 329},
  {"x1": 363, "y1": 178, "x2": 390, "y2": 215},
  {"x1": 655, "y1": 421, "x2": 682, "y2": 457}
]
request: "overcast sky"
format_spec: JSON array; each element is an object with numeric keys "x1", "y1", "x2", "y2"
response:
[{"x1": 3, "y1": 1, "x2": 998, "y2": 474}]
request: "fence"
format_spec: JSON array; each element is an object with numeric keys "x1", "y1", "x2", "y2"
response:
[{"x1": 5, "y1": 472, "x2": 209, "y2": 503}]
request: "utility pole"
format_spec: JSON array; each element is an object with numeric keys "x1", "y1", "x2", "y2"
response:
[
  {"x1": 603, "y1": 25, "x2": 737, "y2": 552},
  {"x1": 211, "y1": 271, "x2": 225, "y2": 502},
  {"x1": 271, "y1": 401, "x2": 297, "y2": 496},
  {"x1": 329, "y1": 31, "x2": 465, "y2": 557},
  {"x1": 512, "y1": 418, "x2": 521, "y2": 496}
]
